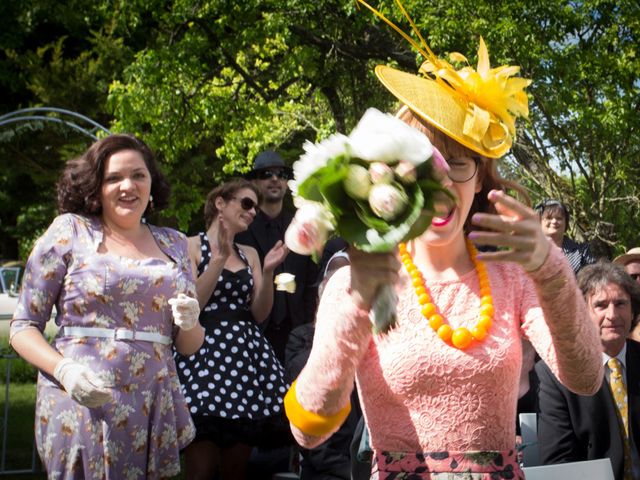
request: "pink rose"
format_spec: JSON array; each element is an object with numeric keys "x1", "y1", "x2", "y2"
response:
[
  {"x1": 284, "y1": 202, "x2": 334, "y2": 256},
  {"x1": 395, "y1": 160, "x2": 417, "y2": 185},
  {"x1": 368, "y1": 184, "x2": 408, "y2": 221},
  {"x1": 369, "y1": 162, "x2": 394, "y2": 184}
]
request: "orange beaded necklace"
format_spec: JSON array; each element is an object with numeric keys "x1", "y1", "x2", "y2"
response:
[{"x1": 398, "y1": 239, "x2": 494, "y2": 349}]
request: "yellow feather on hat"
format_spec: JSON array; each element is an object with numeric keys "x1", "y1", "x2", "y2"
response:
[{"x1": 357, "y1": 0, "x2": 531, "y2": 158}]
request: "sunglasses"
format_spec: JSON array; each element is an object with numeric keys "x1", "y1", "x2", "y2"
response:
[
  {"x1": 233, "y1": 196, "x2": 258, "y2": 212},
  {"x1": 256, "y1": 169, "x2": 291, "y2": 180}
]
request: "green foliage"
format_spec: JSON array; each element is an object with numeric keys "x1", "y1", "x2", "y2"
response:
[
  {"x1": 0, "y1": 382, "x2": 41, "y2": 474},
  {"x1": 0, "y1": 335, "x2": 39, "y2": 383},
  {"x1": 1, "y1": 0, "x2": 639, "y2": 258}
]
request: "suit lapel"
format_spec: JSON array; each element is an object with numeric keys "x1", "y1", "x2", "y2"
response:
[{"x1": 626, "y1": 340, "x2": 640, "y2": 447}]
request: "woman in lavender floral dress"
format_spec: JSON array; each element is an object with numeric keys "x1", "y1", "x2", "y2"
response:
[{"x1": 10, "y1": 134, "x2": 204, "y2": 479}]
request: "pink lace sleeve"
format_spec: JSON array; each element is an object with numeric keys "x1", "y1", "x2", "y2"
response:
[
  {"x1": 291, "y1": 267, "x2": 372, "y2": 448},
  {"x1": 520, "y1": 244, "x2": 603, "y2": 395}
]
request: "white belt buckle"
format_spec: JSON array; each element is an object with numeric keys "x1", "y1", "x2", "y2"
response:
[{"x1": 114, "y1": 328, "x2": 134, "y2": 341}]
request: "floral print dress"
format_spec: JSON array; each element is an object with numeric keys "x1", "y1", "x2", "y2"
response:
[{"x1": 10, "y1": 213, "x2": 196, "y2": 479}]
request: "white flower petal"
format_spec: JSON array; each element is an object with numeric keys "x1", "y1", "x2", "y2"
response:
[{"x1": 349, "y1": 108, "x2": 433, "y2": 165}]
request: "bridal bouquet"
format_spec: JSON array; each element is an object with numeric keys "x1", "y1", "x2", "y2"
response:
[{"x1": 284, "y1": 108, "x2": 450, "y2": 333}]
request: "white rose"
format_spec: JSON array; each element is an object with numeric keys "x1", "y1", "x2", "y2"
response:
[
  {"x1": 290, "y1": 133, "x2": 351, "y2": 198},
  {"x1": 368, "y1": 184, "x2": 408, "y2": 222},
  {"x1": 349, "y1": 108, "x2": 433, "y2": 165},
  {"x1": 343, "y1": 164, "x2": 371, "y2": 200}
]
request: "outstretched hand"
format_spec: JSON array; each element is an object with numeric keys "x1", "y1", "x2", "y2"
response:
[
  {"x1": 264, "y1": 240, "x2": 289, "y2": 274},
  {"x1": 468, "y1": 190, "x2": 550, "y2": 272}
]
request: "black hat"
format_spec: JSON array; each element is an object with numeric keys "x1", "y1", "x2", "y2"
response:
[{"x1": 247, "y1": 150, "x2": 292, "y2": 178}]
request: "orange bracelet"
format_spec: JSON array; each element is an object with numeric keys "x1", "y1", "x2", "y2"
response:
[{"x1": 284, "y1": 380, "x2": 351, "y2": 437}]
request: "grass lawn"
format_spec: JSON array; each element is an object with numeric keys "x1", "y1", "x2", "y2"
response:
[
  {"x1": 0, "y1": 380, "x2": 189, "y2": 479},
  {"x1": 1, "y1": 330, "x2": 45, "y2": 479},
  {"x1": 0, "y1": 335, "x2": 189, "y2": 479},
  {"x1": 0, "y1": 381, "x2": 45, "y2": 479}
]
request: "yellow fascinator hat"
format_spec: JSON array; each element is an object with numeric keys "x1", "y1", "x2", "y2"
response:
[{"x1": 358, "y1": 0, "x2": 531, "y2": 159}]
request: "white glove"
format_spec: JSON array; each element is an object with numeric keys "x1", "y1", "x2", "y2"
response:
[
  {"x1": 53, "y1": 358, "x2": 112, "y2": 408},
  {"x1": 168, "y1": 293, "x2": 200, "y2": 331}
]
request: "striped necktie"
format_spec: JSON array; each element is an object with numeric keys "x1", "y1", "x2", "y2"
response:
[{"x1": 608, "y1": 357, "x2": 633, "y2": 479}]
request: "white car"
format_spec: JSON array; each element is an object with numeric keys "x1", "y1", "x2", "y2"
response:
[{"x1": 0, "y1": 266, "x2": 21, "y2": 321}]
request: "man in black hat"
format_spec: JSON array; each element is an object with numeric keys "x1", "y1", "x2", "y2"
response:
[
  {"x1": 236, "y1": 150, "x2": 318, "y2": 363},
  {"x1": 238, "y1": 150, "x2": 319, "y2": 479}
]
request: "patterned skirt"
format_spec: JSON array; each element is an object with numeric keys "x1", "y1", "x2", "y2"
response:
[{"x1": 372, "y1": 449, "x2": 523, "y2": 479}]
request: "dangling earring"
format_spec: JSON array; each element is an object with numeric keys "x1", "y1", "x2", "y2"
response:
[{"x1": 148, "y1": 194, "x2": 154, "y2": 211}]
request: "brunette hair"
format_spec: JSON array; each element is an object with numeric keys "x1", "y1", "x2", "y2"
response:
[
  {"x1": 578, "y1": 261, "x2": 640, "y2": 329},
  {"x1": 203, "y1": 178, "x2": 261, "y2": 229},
  {"x1": 396, "y1": 107, "x2": 530, "y2": 233},
  {"x1": 535, "y1": 200, "x2": 570, "y2": 225},
  {"x1": 56, "y1": 134, "x2": 170, "y2": 215}
]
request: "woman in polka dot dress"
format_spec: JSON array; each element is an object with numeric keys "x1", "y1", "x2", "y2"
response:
[{"x1": 175, "y1": 179, "x2": 291, "y2": 479}]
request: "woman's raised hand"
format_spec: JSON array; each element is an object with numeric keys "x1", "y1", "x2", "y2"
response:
[
  {"x1": 216, "y1": 215, "x2": 234, "y2": 260},
  {"x1": 469, "y1": 190, "x2": 551, "y2": 272},
  {"x1": 348, "y1": 247, "x2": 401, "y2": 310},
  {"x1": 264, "y1": 240, "x2": 288, "y2": 274}
]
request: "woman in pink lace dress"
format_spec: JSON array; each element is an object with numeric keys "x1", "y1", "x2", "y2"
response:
[
  {"x1": 285, "y1": 33, "x2": 604, "y2": 480},
  {"x1": 10, "y1": 134, "x2": 204, "y2": 479}
]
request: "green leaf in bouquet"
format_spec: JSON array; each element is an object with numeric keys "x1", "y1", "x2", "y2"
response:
[
  {"x1": 417, "y1": 177, "x2": 450, "y2": 194},
  {"x1": 402, "y1": 181, "x2": 455, "y2": 241},
  {"x1": 318, "y1": 167, "x2": 351, "y2": 218},
  {"x1": 335, "y1": 210, "x2": 372, "y2": 246},
  {"x1": 402, "y1": 209, "x2": 434, "y2": 242},
  {"x1": 297, "y1": 153, "x2": 350, "y2": 204},
  {"x1": 353, "y1": 200, "x2": 393, "y2": 233}
]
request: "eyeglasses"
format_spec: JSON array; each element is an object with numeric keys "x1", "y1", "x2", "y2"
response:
[
  {"x1": 233, "y1": 196, "x2": 258, "y2": 212},
  {"x1": 446, "y1": 156, "x2": 479, "y2": 183},
  {"x1": 256, "y1": 169, "x2": 291, "y2": 180}
]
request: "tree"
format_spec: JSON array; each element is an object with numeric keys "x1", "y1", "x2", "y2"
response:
[
  {"x1": 0, "y1": 0, "x2": 145, "y2": 257},
  {"x1": 107, "y1": 0, "x2": 640, "y2": 253},
  {"x1": 1, "y1": 0, "x2": 639, "y2": 259}
]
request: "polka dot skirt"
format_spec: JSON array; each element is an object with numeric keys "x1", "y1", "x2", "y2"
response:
[{"x1": 175, "y1": 234, "x2": 289, "y2": 421}]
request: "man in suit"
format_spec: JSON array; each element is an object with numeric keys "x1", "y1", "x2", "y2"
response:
[
  {"x1": 236, "y1": 150, "x2": 318, "y2": 363},
  {"x1": 614, "y1": 247, "x2": 640, "y2": 342},
  {"x1": 537, "y1": 261, "x2": 640, "y2": 479}
]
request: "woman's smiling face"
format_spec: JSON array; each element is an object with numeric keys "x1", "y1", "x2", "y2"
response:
[
  {"x1": 217, "y1": 187, "x2": 259, "y2": 233},
  {"x1": 100, "y1": 149, "x2": 151, "y2": 228},
  {"x1": 422, "y1": 132, "x2": 483, "y2": 247}
]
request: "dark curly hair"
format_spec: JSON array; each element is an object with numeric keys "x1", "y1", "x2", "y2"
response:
[
  {"x1": 56, "y1": 134, "x2": 171, "y2": 215},
  {"x1": 204, "y1": 178, "x2": 261, "y2": 229}
]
